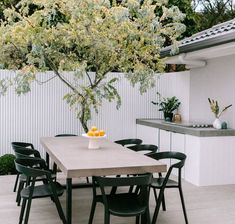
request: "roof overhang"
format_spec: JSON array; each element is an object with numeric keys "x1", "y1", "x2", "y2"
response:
[{"x1": 164, "y1": 41, "x2": 235, "y2": 69}]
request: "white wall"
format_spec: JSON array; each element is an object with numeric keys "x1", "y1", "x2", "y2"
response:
[
  {"x1": 158, "y1": 71, "x2": 190, "y2": 121},
  {"x1": 0, "y1": 70, "x2": 160, "y2": 156},
  {"x1": 189, "y1": 55, "x2": 235, "y2": 128}
]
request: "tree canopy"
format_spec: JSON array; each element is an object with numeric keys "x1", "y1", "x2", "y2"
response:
[
  {"x1": 194, "y1": 0, "x2": 235, "y2": 31},
  {"x1": 0, "y1": 0, "x2": 185, "y2": 132}
]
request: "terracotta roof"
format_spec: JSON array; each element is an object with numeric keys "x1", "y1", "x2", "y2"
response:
[{"x1": 160, "y1": 18, "x2": 235, "y2": 57}]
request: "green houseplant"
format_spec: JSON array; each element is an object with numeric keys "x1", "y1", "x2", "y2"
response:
[
  {"x1": 152, "y1": 94, "x2": 181, "y2": 121},
  {"x1": 0, "y1": 154, "x2": 17, "y2": 175}
]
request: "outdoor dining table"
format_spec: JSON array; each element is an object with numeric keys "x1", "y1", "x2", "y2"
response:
[{"x1": 40, "y1": 136, "x2": 166, "y2": 224}]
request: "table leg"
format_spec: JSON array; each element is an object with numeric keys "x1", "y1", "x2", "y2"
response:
[
  {"x1": 66, "y1": 178, "x2": 72, "y2": 224},
  {"x1": 46, "y1": 152, "x2": 49, "y2": 169}
]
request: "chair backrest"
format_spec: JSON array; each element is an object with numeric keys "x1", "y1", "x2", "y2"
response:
[
  {"x1": 149, "y1": 151, "x2": 186, "y2": 184},
  {"x1": 12, "y1": 142, "x2": 35, "y2": 150},
  {"x1": 12, "y1": 145, "x2": 41, "y2": 159},
  {"x1": 114, "y1": 138, "x2": 143, "y2": 147},
  {"x1": 15, "y1": 158, "x2": 51, "y2": 179},
  {"x1": 92, "y1": 173, "x2": 152, "y2": 207},
  {"x1": 128, "y1": 144, "x2": 158, "y2": 155},
  {"x1": 55, "y1": 134, "x2": 77, "y2": 137}
]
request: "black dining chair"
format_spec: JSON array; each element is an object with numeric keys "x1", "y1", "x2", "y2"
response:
[
  {"x1": 148, "y1": 151, "x2": 188, "y2": 224},
  {"x1": 111, "y1": 142, "x2": 155, "y2": 195},
  {"x1": 11, "y1": 142, "x2": 35, "y2": 193},
  {"x1": 15, "y1": 157, "x2": 66, "y2": 224},
  {"x1": 114, "y1": 138, "x2": 143, "y2": 147},
  {"x1": 12, "y1": 145, "x2": 56, "y2": 206},
  {"x1": 127, "y1": 144, "x2": 158, "y2": 156},
  {"x1": 88, "y1": 173, "x2": 152, "y2": 224}
]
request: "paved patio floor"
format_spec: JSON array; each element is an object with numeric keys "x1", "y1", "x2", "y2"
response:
[{"x1": 1, "y1": 174, "x2": 235, "y2": 224}]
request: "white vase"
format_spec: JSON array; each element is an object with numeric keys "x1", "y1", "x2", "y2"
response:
[{"x1": 213, "y1": 118, "x2": 222, "y2": 129}]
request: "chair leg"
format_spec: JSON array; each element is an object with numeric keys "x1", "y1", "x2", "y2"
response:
[
  {"x1": 151, "y1": 189, "x2": 165, "y2": 224},
  {"x1": 24, "y1": 196, "x2": 32, "y2": 224},
  {"x1": 14, "y1": 173, "x2": 20, "y2": 192},
  {"x1": 179, "y1": 186, "x2": 188, "y2": 224},
  {"x1": 19, "y1": 198, "x2": 27, "y2": 224},
  {"x1": 141, "y1": 210, "x2": 150, "y2": 224},
  {"x1": 16, "y1": 181, "x2": 25, "y2": 206},
  {"x1": 86, "y1": 177, "x2": 90, "y2": 183},
  {"x1": 153, "y1": 188, "x2": 166, "y2": 211},
  {"x1": 136, "y1": 215, "x2": 140, "y2": 224},
  {"x1": 23, "y1": 180, "x2": 35, "y2": 224},
  {"x1": 146, "y1": 209, "x2": 151, "y2": 224},
  {"x1": 153, "y1": 188, "x2": 158, "y2": 202},
  {"x1": 104, "y1": 211, "x2": 110, "y2": 224},
  {"x1": 52, "y1": 194, "x2": 66, "y2": 224},
  {"x1": 88, "y1": 200, "x2": 97, "y2": 224},
  {"x1": 162, "y1": 192, "x2": 166, "y2": 211}
]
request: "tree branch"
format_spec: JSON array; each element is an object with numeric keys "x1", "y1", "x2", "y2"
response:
[
  {"x1": 85, "y1": 71, "x2": 93, "y2": 86},
  {"x1": 43, "y1": 53, "x2": 84, "y2": 98},
  {"x1": 35, "y1": 74, "x2": 57, "y2": 85}
]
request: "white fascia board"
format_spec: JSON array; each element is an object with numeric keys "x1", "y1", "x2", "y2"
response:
[{"x1": 164, "y1": 42, "x2": 235, "y2": 68}]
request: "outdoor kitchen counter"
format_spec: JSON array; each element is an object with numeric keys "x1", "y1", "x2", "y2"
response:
[{"x1": 136, "y1": 119, "x2": 235, "y2": 137}]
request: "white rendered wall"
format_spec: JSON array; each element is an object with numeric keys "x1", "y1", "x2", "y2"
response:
[
  {"x1": 189, "y1": 55, "x2": 235, "y2": 128},
  {"x1": 158, "y1": 71, "x2": 190, "y2": 121},
  {"x1": 0, "y1": 70, "x2": 159, "y2": 156}
]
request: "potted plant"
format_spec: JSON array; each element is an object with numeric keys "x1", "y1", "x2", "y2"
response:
[
  {"x1": 152, "y1": 93, "x2": 181, "y2": 121},
  {"x1": 208, "y1": 98, "x2": 232, "y2": 129}
]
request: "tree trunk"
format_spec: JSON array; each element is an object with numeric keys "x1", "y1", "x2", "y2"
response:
[
  {"x1": 79, "y1": 117, "x2": 88, "y2": 133},
  {"x1": 79, "y1": 103, "x2": 89, "y2": 133}
]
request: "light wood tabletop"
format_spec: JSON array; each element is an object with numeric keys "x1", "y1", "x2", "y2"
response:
[
  {"x1": 40, "y1": 136, "x2": 166, "y2": 224},
  {"x1": 40, "y1": 136, "x2": 166, "y2": 178}
]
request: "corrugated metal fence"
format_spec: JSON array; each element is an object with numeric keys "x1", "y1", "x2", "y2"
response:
[{"x1": 0, "y1": 70, "x2": 162, "y2": 156}]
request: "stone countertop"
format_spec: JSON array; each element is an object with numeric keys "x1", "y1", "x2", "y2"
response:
[{"x1": 136, "y1": 119, "x2": 235, "y2": 137}]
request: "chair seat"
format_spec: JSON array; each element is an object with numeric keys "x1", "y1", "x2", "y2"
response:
[
  {"x1": 97, "y1": 193, "x2": 147, "y2": 217},
  {"x1": 21, "y1": 182, "x2": 64, "y2": 199},
  {"x1": 151, "y1": 177, "x2": 179, "y2": 188}
]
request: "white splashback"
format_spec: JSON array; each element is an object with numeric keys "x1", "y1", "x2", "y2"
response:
[{"x1": 189, "y1": 55, "x2": 235, "y2": 128}]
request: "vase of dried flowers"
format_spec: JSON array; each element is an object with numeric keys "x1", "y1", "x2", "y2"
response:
[{"x1": 208, "y1": 98, "x2": 232, "y2": 129}]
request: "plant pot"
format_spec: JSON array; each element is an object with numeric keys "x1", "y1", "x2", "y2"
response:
[
  {"x1": 213, "y1": 118, "x2": 222, "y2": 129},
  {"x1": 164, "y1": 112, "x2": 173, "y2": 122}
]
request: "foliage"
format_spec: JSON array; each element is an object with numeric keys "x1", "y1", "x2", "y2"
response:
[
  {"x1": 208, "y1": 98, "x2": 232, "y2": 118},
  {"x1": 0, "y1": 154, "x2": 17, "y2": 175},
  {"x1": 0, "y1": 0, "x2": 20, "y2": 20},
  {"x1": 194, "y1": 0, "x2": 235, "y2": 31},
  {"x1": 168, "y1": 0, "x2": 199, "y2": 37},
  {"x1": 152, "y1": 93, "x2": 181, "y2": 113},
  {"x1": 0, "y1": 0, "x2": 185, "y2": 132}
]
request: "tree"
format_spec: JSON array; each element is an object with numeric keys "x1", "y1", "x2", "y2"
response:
[
  {"x1": 193, "y1": 0, "x2": 235, "y2": 31},
  {"x1": 0, "y1": 0, "x2": 185, "y2": 132},
  {"x1": 168, "y1": 0, "x2": 199, "y2": 37},
  {"x1": 0, "y1": 0, "x2": 20, "y2": 20}
]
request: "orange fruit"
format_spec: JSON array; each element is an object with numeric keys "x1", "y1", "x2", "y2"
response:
[
  {"x1": 99, "y1": 130, "x2": 105, "y2": 136},
  {"x1": 94, "y1": 130, "x2": 100, "y2": 137},
  {"x1": 87, "y1": 131, "x2": 95, "y2": 136},
  {"x1": 90, "y1": 126, "x2": 97, "y2": 132}
]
